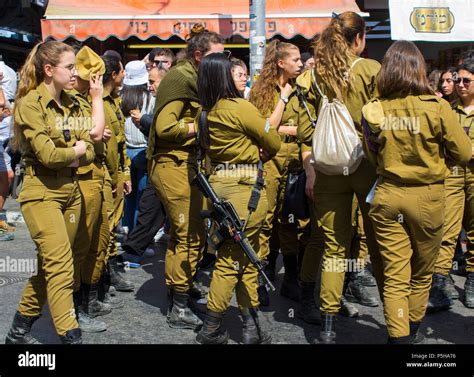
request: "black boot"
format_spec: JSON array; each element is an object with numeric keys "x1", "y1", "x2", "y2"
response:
[
  {"x1": 195, "y1": 310, "x2": 229, "y2": 344},
  {"x1": 427, "y1": 273, "x2": 453, "y2": 313},
  {"x1": 410, "y1": 321, "x2": 425, "y2": 344},
  {"x1": 108, "y1": 257, "x2": 134, "y2": 292},
  {"x1": 387, "y1": 334, "x2": 413, "y2": 344},
  {"x1": 59, "y1": 328, "x2": 82, "y2": 344},
  {"x1": 5, "y1": 312, "x2": 41, "y2": 344},
  {"x1": 312, "y1": 313, "x2": 336, "y2": 344},
  {"x1": 190, "y1": 280, "x2": 207, "y2": 300},
  {"x1": 358, "y1": 266, "x2": 377, "y2": 287},
  {"x1": 73, "y1": 291, "x2": 107, "y2": 333},
  {"x1": 241, "y1": 308, "x2": 272, "y2": 344},
  {"x1": 464, "y1": 272, "x2": 474, "y2": 308},
  {"x1": 280, "y1": 255, "x2": 300, "y2": 302},
  {"x1": 345, "y1": 272, "x2": 379, "y2": 307},
  {"x1": 98, "y1": 276, "x2": 124, "y2": 309},
  {"x1": 81, "y1": 284, "x2": 112, "y2": 318},
  {"x1": 297, "y1": 282, "x2": 320, "y2": 324},
  {"x1": 167, "y1": 291, "x2": 203, "y2": 330},
  {"x1": 339, "y1": 296, "x2": 359, "y2": 318},
  {"x1": 443, "y1": 274, "x2": 459, "y2": 300},
  {"x1": 257, "y1": 272, "x2": 270, "y2": 307}
]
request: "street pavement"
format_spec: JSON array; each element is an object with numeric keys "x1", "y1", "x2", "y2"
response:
[{"x1": 1, "y1": 197, "x2": 473, "y2": 345}]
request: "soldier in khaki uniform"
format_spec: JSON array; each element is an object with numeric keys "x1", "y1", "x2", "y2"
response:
[
  {"x1": 249, "y1": 40, "x2": 312, "y2": 306},
  {"x1": 147, "y1": 27, "x2": 224, "y2": 330},
  {"x1": 363, "y1": 41, "x2": 472, "y2": 344},
  {"x1": 68, "y1": 46, "x2": 114, "y2": 332},
  {"x1": 297, "y1": 12, "x2": 382, "y2": 344},
  {"x1": 5, "y1": 41, "x2": 95, "y2": 344},
  {"x1": 431, "y1": 60, "x2": 474, "y2": 310},
  {"x1": 194, "y1": 53, "x2": 280, "y2": 344},
  {"x1": 100, "y1": 53, "x2": 134, "y2": 293}
]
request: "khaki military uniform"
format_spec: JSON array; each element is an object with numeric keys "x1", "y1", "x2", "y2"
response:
[
  {"x1": 257, "y1": 87, "x2": 310, "y2": 262},
  {"x1": 14, "y1": 82, "x2": 95, "y2": 336},
  {"x1": 148, "y1": 95, "x2": 205, "y2": 294},
  {"x1": 68, "y1": 90, "x2": 111, "y2": 288},
  {"x1": 204, "y1": 98, "x2": 280, "y2": 312},
  {"x1": 103, "y1": 91, "x2": 130, "y2": 262},
  {"x1": 297, "y1": 57, "x2": 383, "y2": 313},
  {"x1": 362, "y1": 95, "x2": 471, "y2": 339},
  {"x1": 434, "y1": 104, "x2": 474, "y2": 276}
]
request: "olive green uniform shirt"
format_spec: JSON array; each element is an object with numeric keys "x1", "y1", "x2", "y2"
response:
[
  {"x1": 362, "y1": 95, "x2": 472, "y2": 184},
  {"x1": 205, "y1": 98, "x2": 281, "y2": 165},
  {"x1": 14, "y1": 82, "x2": 95, "y2": 170},
  {"x1": 297, "y1": 57, "x2": 381, "y2": 153}
]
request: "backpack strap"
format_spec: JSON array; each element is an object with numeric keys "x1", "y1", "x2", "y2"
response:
[
  {"x1": 296, "y1": 86, "x2": 317, "y2": 129},
  {"x1": 310, "y1": 69, "x2": 325, "y2": 98},
  {"x1": 350, "y1": 57, "x2": 363, "y2": 70}
]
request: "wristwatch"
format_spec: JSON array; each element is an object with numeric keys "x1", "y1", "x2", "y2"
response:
[{"x1": 280, "y1": 95, "x2": 289, "y2": 104}]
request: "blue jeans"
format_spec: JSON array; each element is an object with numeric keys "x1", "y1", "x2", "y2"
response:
[{"x1": 123, "y1": 147, "x2": 148, "y2": 231}]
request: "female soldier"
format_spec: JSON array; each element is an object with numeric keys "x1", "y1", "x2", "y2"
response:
[
  {"x1": 147, "y1": 25, "x2": 224, "y2": 330},
  {"x1": 5, "y1": 41, "x2": 95, "y2": 344},
  {"x1": 249, "y1": 40, "x2": 308, "y2": 305},
  {"x1": 195, "y1": 53, "x2": 280, "y2": 344},
  {"x1": 231, "y1": 58, "x2": 249, "y2": 97},
  {"x1": 362, "y1": 41, "x2": 471, "y2": 344},
  {"x1": 297, "y1": 11, "x2": 382, "y2": 344},
  {"x1": 439, "y1": 67, "x2": 459, "y2": 104},
  {"x1": 431, "y1": 60, "x2": 474, "y2": 310}
]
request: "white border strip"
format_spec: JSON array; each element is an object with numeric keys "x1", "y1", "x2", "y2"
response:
[{"x1": 45, "y1": 12, "x2": 370, "y2": 20}]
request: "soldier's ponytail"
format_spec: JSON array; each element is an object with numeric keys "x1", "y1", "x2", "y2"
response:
[{"x1": 313, "y1": 11, "x2": 366, "y2": 100}]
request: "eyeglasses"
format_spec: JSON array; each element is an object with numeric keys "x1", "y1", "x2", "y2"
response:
[
  {"x1": 455, "y1": 77, "x2": 474, "y2": 87},
  {"x1": 55, "y1": 64, "x2": 76, "y2": 72},
  {"x1": 153, "y1": 59, "x2": 170, "y2": 67}
]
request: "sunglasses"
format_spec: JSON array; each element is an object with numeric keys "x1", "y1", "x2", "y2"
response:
[
  {"x1": 455, "y1": 77, "x2": 474, "y2": 87},
  {"x1": 223, "y1": 50, "x2": 232, "y2": 59}
]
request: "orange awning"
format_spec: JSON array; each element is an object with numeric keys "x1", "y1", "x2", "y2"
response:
[{"x1": 41, "y1": 0, "x2": 367, "y2": 41}]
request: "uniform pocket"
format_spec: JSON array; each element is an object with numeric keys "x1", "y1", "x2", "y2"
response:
[
  {"x1": 418, "y1": 190, "x2": 444, "y2": 232},
  {"x1": 16, "y1": 177, "x2": 47, "y2": 204}
]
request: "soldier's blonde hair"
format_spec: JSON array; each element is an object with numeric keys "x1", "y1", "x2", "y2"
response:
[
  {"x1": 249, "y1": 40, "x2": 299, "y2": 116},
  {"x1": 313, "y1": 11, "x2": 366, "y2": 100},
  {"x1": 12, "y1": 41, "x2": 74, "y2": 151}
]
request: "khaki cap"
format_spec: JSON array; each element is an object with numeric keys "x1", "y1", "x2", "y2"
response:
[{"x1": 76, "y1": 46, "x2": 105, "y2": 81}]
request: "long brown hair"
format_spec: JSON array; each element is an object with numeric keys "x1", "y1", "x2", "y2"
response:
[
  {"x1": 313, "y1": 11, "x2": 365, "y2": 100},
  {"x1": 377, "y1": 40, "x2": 434, "y2": 99},
  {"x1": 12, "y1": 41, "x2": 74, "y2": 151},
  {"x1": 249, "y1": 40, "x2": 299, "y2": 116}
]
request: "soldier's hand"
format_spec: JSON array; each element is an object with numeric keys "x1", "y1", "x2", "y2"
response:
[
  {"x1": 89, "y1": 74, "x2": 103, "y2": 100},
  {"x1": 259, "y1": 148, "x2": 271, "y2": 163},
  {"x1": 67, "y1": 159, "x2": 80, "y2": 168},
  {"x1": 305, "y1": 166, "x2": 316, "y2": 201},
  {"x1": 124, "y1": 180, "x2": 132, "y2": 195},
  {"x1": 280, "y1": 83, "x2": 292, "y2": 98},
  {"x1": 103, "y1": 127, "x2": 112, "y2": 141},
  {"x1": 73, "y1": 140, "x2": 87, "y2": 158}
]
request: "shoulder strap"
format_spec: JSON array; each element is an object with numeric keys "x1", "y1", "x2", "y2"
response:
[
  {"x1": 310, "y1": 69, "x2": 325, "y2": 98},
  {"x1": 296, "y1": 86, "x2": 317, "y2": 128},
  {"x1": 350, "y1": 57, "x2": 363, "y2": 70}
]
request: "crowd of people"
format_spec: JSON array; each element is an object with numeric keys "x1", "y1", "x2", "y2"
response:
[{"x1": 0, "y1": 10, "x2": 473, "y2": 345}]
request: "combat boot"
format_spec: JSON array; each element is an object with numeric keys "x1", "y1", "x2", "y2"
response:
[
  {"x1": 280, "y1": 255, "x2": 300, "y2": 302},
  {"x1": 98, "y1": 276, "x2": 124, "y2": 309},
  {"x1": 59, "y1": 328, "x2": 82, "y2": 344},
  {"x1": 195, "y1": 310, "x2": 229, "y2": 344},
  {"x1": 81, "y1": 284, "x2": 112, "y2": 318},
  {"x1": 345, "y1": 271, "x2": 379, "y2": 307},
  {"x1": 427, "y1": 273, "x2": 453, "y2": 313},
  {"x1": 358, "y1": 266, "x2": 377, "y2": 287},
  {"x1": 241, "y1": 308, "x2": 272, "y2": 344},
  {"x1": 167, "y1": 291, "x2": 203, "y2": 330},
  {"x1": 73, "y1": 291, "x2": 107, "y2": 333},
  {"x1": 339, "y1": 296, "x2": 359, "y2": 318},
  {"x1": 108, "y1": 257, "x2": 134, "y2": 292},
  {"x1": 189, "y1": 280, "x2": 207, "y2": 301},
  {"x1": 257, "y1": 272, "x2": 270, "y2": 307},
  {"x1": 313, "y1": 313, "x2": 336, "y2": 344},
  {"x1": 5, "y1": 312, "x2": 41, "y2": 344},
  {"x1": 464, "y1": 272, "x2": 474, "y2": 308},
  {"x1": 297, "y1": 282, "x2": 320, "y2": 324},
  {"x1": 410, "y1": 321, "x2": 425, "y2": 344},
  {"x1": 443, "y1": 274, "x2": 459, "y2": 300}
]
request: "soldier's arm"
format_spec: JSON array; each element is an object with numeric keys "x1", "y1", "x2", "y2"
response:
[
  {"x1": 16, "y1": 101, "x2": 77, "y2": 170},
  {"x1": 156, "y1": 100, "x2": 194, "y2": 142},
  {"x1": 239, "y1": 100, "x2": 281, "y2": 157},
  {"x1": 442, "y1": 103, "x2": 472, "y2": 164}
]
